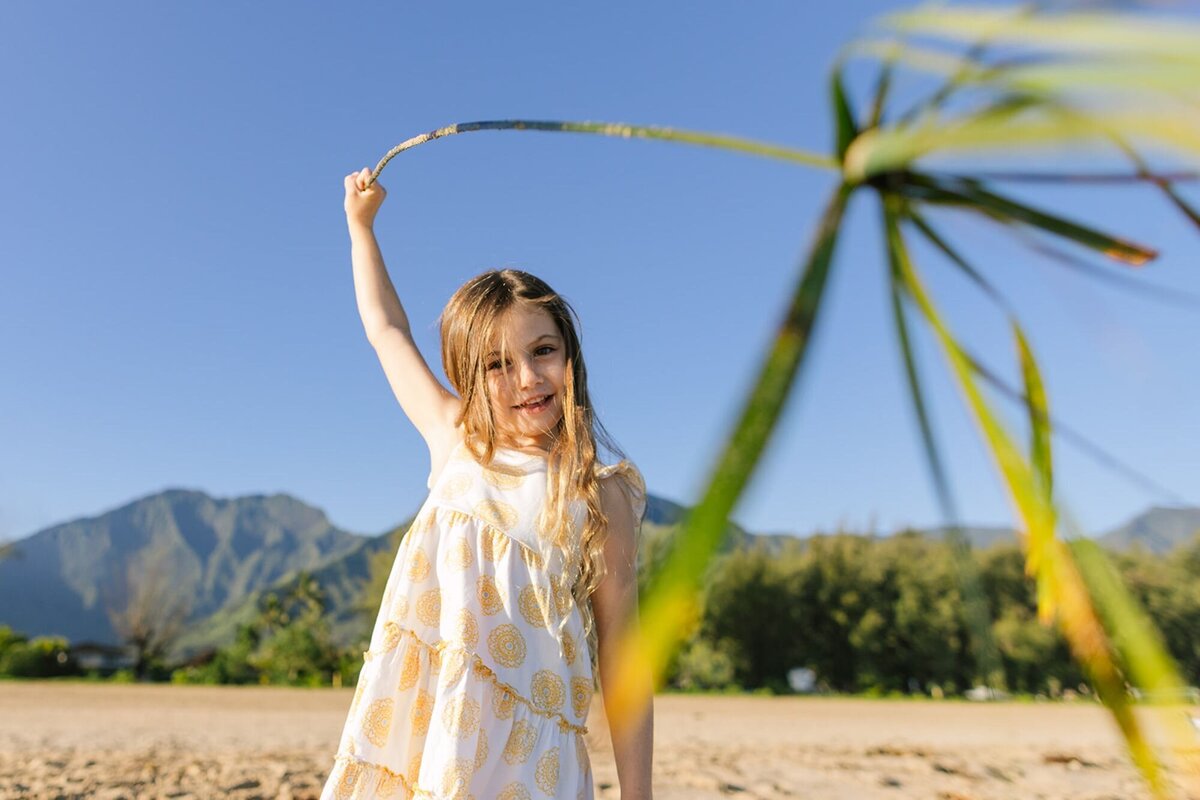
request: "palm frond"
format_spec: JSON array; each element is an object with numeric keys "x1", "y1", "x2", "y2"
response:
[
  {"x1": 888, "y1": 206, "x2": 1004, "y2": 687},
  {"x1": 900, "y1": 173, "x2": 1157, "y2": 264},
  {"x1": 879, "y1": 5, "x2": 1200, "y2": 58},
  {"x1": 884, "y1": 194, "x2": 1170, "y2": 796}
]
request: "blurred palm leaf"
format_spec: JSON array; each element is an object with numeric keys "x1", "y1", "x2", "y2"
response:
[
  {"x1": 881, "y1": 5, "x2": 1200, "y2": 56},
  {"x1": 367, "y1": 3, "x2": 1200, "y2": 794},
  {"x1": 885, "y1": 193, "x2": 1168, "y2": 792}
]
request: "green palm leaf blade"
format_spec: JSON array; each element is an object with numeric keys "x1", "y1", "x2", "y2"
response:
[
  {"x1": 937, "y1": 334, "x2": 1187, "y2": 505},
  {"x1": 832, "y1": 65, "x2": 859, "y2": 161},
  {"x1": 1012, "y1": 320, "x2": 1057, "y2": 630},
  {"x1": 878, "y1": 5, "x2": 1200, "y2": 58},
  {"x1": 1015, "y1": 324, "x2": 1051, "y2": 498},
  {"x1": 843, "y1": 92, "x2": 1200, "y2": 192},
  {"x1": 603, "y1": 181, "x2": 854, "y2": 725},
  {"x1": 865, "y1": 54, "x2": 894, "y2": 130},
  {"x1": 1070, "y1": 539, "x2": 1200, "y2": 794},
  {"x1": 849, "y1": 38, "x2": 1200, "y2": 97},
  {"x1": 847, "y1": 38, "x2": 993, "y2": 87},
  {"x1": 991, "y1": 60, "x2": 1200, "y2": 96},
  {"x1": 886, "y1": 212, "x2": 1003, "y2": 686},
  {"x1": 1073, "y1": 112, "x2": 1200, "y2": 234},
  {"x1": 882, "y1": 195, "x2": 1173, "y2": 797},
  {"x1": 900, "y1": 173, "x2": 1157, "y2": 265},
  {"x1": 1155, "y1": 180, "x2": 1200, "y2": 231},
  {"x1": 905, "y1": 205, "x2": 1014, "y2": 313}
]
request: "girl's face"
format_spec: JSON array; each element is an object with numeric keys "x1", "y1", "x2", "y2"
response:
[{"x1": 485, "y1": 305, "x2": 567, "y2": 452}]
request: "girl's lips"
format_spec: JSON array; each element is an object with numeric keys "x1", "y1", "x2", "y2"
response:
[{"x1": 514, "y1": 394, "x2": 551, "y2": 413}]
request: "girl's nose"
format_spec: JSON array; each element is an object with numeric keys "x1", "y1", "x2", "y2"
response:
[{"x1": 518, "y1": 356, "x2": 541, "y2": 387}]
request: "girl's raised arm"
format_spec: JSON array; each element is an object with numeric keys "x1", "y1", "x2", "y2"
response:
[{"x1": 344, "y1": 168, "x2": 461, "y2": 455}]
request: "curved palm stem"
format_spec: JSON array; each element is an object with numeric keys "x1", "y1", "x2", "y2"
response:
[{"x1": 366, "y1": 120, "x2": 837, "y2": 187}]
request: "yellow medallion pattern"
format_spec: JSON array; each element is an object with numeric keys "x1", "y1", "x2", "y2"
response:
[
  {"x1": 474, "y1": 497, "x2": 519, "y2": 531},
  {"x1": 442, "y1": 694, "x2": 482, "y2": 739},
  {"x1": 438, "y1": 647, "x2": 469, "y2": 687},
  {"x1": 498, "y1": 781, "x2": 532, "y2": 800},
  {"x1": 450, "y1": 607, "x2": 479, "y2": 649},
  {"x1": 477, "y1": 574, "x2": 503, "y2": 615},
  {"x1": 362, "y1": 698, "x2": 393, "y2": 747},
  {"x1": 482, "y1": 465, "x2": 526, "y2": 489},
  {"x1": 333, "y1": 758, "x2": 361, "y2": 800},
  {"x1": 415, "y1": 588, "x2": 441, "y2": 627},
  {"x1": 405, "y1": 548, "x2": 430, "y2": 581},
  {"x1": 488, "y1": 623, "x2": 527, "y2": 669},
  {"x1": 502, "y1": 719, "x2": 537, "y2": 764},
  {"x1": 561, "y1": 630, "x2": 577, "y2": 666},
  {"x1": 518, "y1": 584, "x2": 554, "y2": 629},
  {"x1": 381, "y1": 621, "x2": 402, "y2": 652},
  {"x1": 530, "y1": 670, "x2": 566, "y2": 714},
  {"x1": 570, "y1": 676, "x2": 592, "y2": 720},
  {"x1": 491, "y1": 684, "x2": 517, "y2": 720},
  {"x1": 535, "y1": 747, "x2": 560, "y2": 795},
  {"x1": 438, "y1": 757, "x2": 475, "y2": 800},
  {"x1": 519, "y1": 545, "x2": 545, "y2": 569},
  {"x1": 439, "y1": 472, "x2": 472, "y2": 500},
  {"x1": 480, "y1": 527, "x2": 511, "y2": 562},
  {"x1": 552, "y1": 579, "x2": 572, "y2": 617},
  {"x1": 444, "y1": 535, "x2": 474, "y2": 571},
  {"x1": 410, "y1": 688, "x2": 435, "y2": 736},
  {"x1": 398, "y1": 643, "x2": 421, "y2": 691},
  {"x1": 375, "y1": 768, "x2": 405, "y2": 798},
  {"x1": 474, "y1": 727, "x2": 489, "y2": 770},
  {"x1": 407, "y1": 751, "x2": 423, "y2": 784}
]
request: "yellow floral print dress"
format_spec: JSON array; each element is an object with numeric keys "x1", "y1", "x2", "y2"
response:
[{"x1": 320, "y1": 439, "x2": 647, "y2": 800}]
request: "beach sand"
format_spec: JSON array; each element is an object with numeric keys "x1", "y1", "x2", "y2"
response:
[{"x1": 0, "y1": 681, "x2": 1196, "y2": 799}]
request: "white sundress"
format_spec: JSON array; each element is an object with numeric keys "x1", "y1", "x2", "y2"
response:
[{"x1": 320, "y1": 439, "x2": 647, "y2": 800}]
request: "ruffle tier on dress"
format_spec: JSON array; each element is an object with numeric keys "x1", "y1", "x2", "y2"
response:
[{"x1": 321, "y1": 442, "x2": 646, "y2": 800}]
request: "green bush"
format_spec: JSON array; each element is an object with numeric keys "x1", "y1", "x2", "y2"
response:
[
  {"x1": 672, "y1": 637, "x2": 738, "y2": 691},
  {"x1": 0, "y1": 636, "x2": 77, "y2": 678}
]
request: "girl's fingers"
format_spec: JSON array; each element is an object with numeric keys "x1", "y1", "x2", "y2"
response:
[{"x1": 345, "y1": 167, "x2": 381, "y2": 195}]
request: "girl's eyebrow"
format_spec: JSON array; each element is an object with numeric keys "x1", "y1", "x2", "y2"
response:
[{"x1": 486, "y1": 334, "x2": 560, "y2": 359}]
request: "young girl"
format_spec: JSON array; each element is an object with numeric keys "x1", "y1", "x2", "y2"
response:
[{"x1": 320, "y1": 168, "x2": 654, "y2": 800}]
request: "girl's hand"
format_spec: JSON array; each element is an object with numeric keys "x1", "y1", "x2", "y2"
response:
[{"x1": 344, "y1": 167, "x2": 386, "y2": 230}]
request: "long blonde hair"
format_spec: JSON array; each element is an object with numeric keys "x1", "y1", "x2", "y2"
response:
[{"x1": 437, "y1": 268, "x2": 629, "y2": 675}]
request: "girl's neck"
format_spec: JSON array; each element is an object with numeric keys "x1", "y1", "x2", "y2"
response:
[{"x1": 495, "y1": 429, "x2": 557, "y2": 455}]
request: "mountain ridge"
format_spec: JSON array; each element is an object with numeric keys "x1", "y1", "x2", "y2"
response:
[{"x1": 2, "y1": 488, "x2": 1195, "y2": 661}]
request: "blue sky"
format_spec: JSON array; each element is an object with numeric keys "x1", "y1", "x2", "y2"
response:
[{"x1": 3, "y1": 2, "x2": 1199, "y2": 545}]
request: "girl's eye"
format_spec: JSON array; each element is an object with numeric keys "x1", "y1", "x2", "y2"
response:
[{"x1": 488, "y1": 348, "x2": 553, "y2": 370}]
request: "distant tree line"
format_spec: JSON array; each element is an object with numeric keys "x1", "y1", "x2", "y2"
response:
[
  {"x1": 655, "y1": 530, "x2": 1200, "y2": 695},
  {"x1": 0, "y1": 570, "x2": 353, "y2": 687},
  {"x1": 2, "y1": 531, "x2": 1196, "y2": 696}
]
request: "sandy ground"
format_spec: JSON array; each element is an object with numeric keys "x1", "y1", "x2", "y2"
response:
[{"x1": 0, "y1": 681, "x2": 1197, "y2": 799}]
